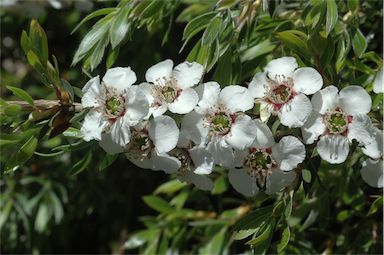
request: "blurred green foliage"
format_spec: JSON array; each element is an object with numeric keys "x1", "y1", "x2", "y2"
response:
[{"x1": 0, "y1": 0, "x2": 382, "y2": 254}]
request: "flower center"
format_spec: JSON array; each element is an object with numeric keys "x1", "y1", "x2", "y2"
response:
[
  {"x1": 105, "y1": 96, "x2": 125, "y2": 118},
  {"x1": 324, "y1": 110, "x2": 349, "y2": 134},
  {"x1": 127, "y1": 129, "x2": 153, "y2": 157},
  {"x1": 170, "y1": 148, "x2": 193, "y2": 173},
  {"x1": 268, "y1": 84, "x2": 293, "y2": 104},
  {"x1": 208, "y1": 112, "x2": 233, "y2": 135},
  {"x1": 153, "y1": 77, "x2": 180, "y2": 104},
  {"x1": 244, "y1": 148, "x2": 276, "y2": 190}
]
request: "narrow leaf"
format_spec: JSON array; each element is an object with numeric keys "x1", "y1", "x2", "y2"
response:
[
  {"x1": 7, "y1": 86, "x2": 34, "y2": 106},
  {"x1": 143, "y1": 196, "x2": 173, "y2": 214},
  {"x1": 326, "y1": 0, "x2": 338, "y2": 37}
]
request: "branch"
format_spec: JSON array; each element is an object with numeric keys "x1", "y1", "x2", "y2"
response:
[{"x1": 7, "y1": 100, "x2": 83, "y2": 112}]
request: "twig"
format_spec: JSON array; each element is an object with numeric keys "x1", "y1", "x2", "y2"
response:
[{"x1": 6, "y1": 100, "x2": 83, "y2": 112}]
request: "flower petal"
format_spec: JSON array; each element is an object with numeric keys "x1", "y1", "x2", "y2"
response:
[
  {"x1": 179, "y1": 171, "x2": 214, "y2": 191},
  {"x1": 172, "y1": 61, "x2": 204, "y2": 89},
  {"x1": 373, "y1": 68, "x2": 383, "y2": 94},
  {"x1": 278, "y1": 93, "x2": 312, "y2": 128},
  {"x1": 272, "y1": 136, "x2": 305, "y2": 171},
  {"x1": 206, "y1": 137, "x2": 235, "y2": 167},
  {"x1": 110, "y1": 115, "x2": 132, "y2": 147},
  {"x1": 125, "y1": 86, "x2": 150, "y2": 123},
  {"x1": 338, "y1": 85, "x2": 372, "y2": 115},
  {"x1": 248, "y1": 72, "x2": 267, "y2": 98},
  {"x1": 317, "y1": 135, "x2": 349, "y2": 164},
  {"x1": 311, "y1": 85, "x2": 339, "y2": 114},
  {"x1": 220, "y1": 85, "x2": 254, "y2": 112},
  {"x1": 151, "y1": 149, "x2": 181, "y2": 174},
  {"x1": 148, "y1": 115, "x2": 179, "y2": 153},
  {"x1": 292, "y1": 67, "x2": 323, "y2": 95},
  {"x1": 189, "y1": 146, "x2": 214, "y2": 174},
  {"x1": 265, "y1": 56, "x2": 298, "y2": 82},
  {"x1": 265, "y1": 170, "x2": 296, "y2": 195},
  {"x1": 81, "y1": 76, "x2": 104, "y2": 108},
  {"x1": 228, "y1": 169, "x2": 258, "y2": 197},
  {"x1": 168, "y1": 87, "x2": 199, "y2": 114},
  {"x1": 360, "y1": 159, "x2": 383, "y2": 188},
  {"x1": 145, "y1": 59, "x2": 173, "y2": 84},
  {"x1": 362, "y1": 127, "x2": 383, "y2": 159},
  {"x1": 233, "y1": 149, "x2": 248, "y2": 167},
  {"x1": 226, "y1": 115, "x2": 257, "y2": 150},
  {"x1": 195, "y1": 82, "x2": 220, "y2": 114},
  {"x1": 347, "y1": 114, "x2": 375, "y2": 146},
  {"x1": 103, "y1": 67, "x2": 137, "y2": 93},
  {"x1": 81, "y1": 110, "x2": 108, "y2": 141},
  {"x1": 99, "y1": 133, "x2": 124, "y2": 154},
  {"x1": 181, "y1": 111, "x2": 209, "y2": 145},
  {"x1": 260, "y1": 102, "x2": 271, "y2": 122},
  {"x1": 252, "y1": 119, "x2": 274, "y2": 148},
  {"x1": 126, "y1": 154, "x2": 153, "y2": 169},
  {"x1": 301, "y1": 111, "x2": 326, "y2": 144}
]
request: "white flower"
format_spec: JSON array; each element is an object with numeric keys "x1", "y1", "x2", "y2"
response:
[
  {"x1": 139, "y1": 59, "x2": 203, "y2": 117},
  {"x1": 301, "y1": 85, "x2": 374, "y2": 164},
  {"x1": 360, "y1": 159, "x2": 383, "y2": 188},
  {"x1": 360, "y1": 127, "x2": 383, "y2": 188},
  {"x1": 80, "y1": 67, "x2": 149, "y2": 149},
  {"x1": 373, "y1": 67, "x2": 383, "y2": 94},
  {"x1": 248, "y1": 56, "x2": 323, "y2": 127},
  {"x1": 169, "y1": 132, "x2": 215, "y2": 190},
  {"x1": 362, "y1": 127, "x2": 383, "y2": 160},
  {"x1": 181, "y1": 82, "x2": 256, "y2": 167},
  {"x1": 124, "y1": 115, "x2": 180, "y2": 173},
  {"x1": 228, "y1": 120, "x2": 304, "y2": 197}
]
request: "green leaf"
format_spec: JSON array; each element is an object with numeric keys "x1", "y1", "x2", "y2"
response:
[
  {"x1": 368, "y1": 196, "x2": 383, "y2": 216},
  {"x1": 61, "y1": 79, "x2": 74, "y2": 103},
  {"x1": 233, "y1": 229, "x2": 258, "y2": 240},
  {"x1": 233, "y1": 205, "x2": 273, "y2": 231},
  {"x1": 29, "y1": 20, "x2": 49, "y2": 65},
  {"x1": 277, "y1": 226, "x2": 290, "y2": 253},
  {"x1": 72, "y1": 19, "x2": 110, "y2": 66},
  {"x1": 16, "y1": 136, "x2": 38, "y2": 163},
  {"x1": 276, "y1": 30, "x2": 310, "y2": 60},
  {"x1": 110, "y1": 7, "x2": 130, "y2": 49},
  {"x1": 140, "y1": 0, "x2": 164, "y2": 19},
  {"x1": 70, "y1": 151, "x2": 92, "y2": 175},
  {"x1": 352, "y1": 29, "x2": 367, "y2": 58},
  {"x1": 202, "y1": 15, "x2": 223, "y2": 45},
  {"x1": 35, "y1": 203, "x2": 50, "y2": 233},
  {"x1": 202, "y1": 227, "x2": 227, "y2": 255},
  {"x1": 49, "y1": 192, "x2": 64, "y2": 224},
  {"x1": 182, "y1": 12, "x2": 216, "y2": 46},
  {"x1": 20, "y1": 30, "x2": 31, "y2": 54},
  {"x1": 326, "y1": 0, "x2": 338, "y2": 37},
  {"x1": 211, "y1": 175, "x2": 228, "y2": 194},
  {"x1": 89, "y1": 35, "x2": 108, "y2": 71},
  {"x1": 213, "y1": 49, "x2": 233, "y2": 85},
  {"x1": 347, "y1": 0, "x2": 359, "y2": 13},
  {"x1": 336, "y1": 38, "x2": 346, "y2": 73},
  {"x1": 125, "y1": 229, "x2": 160, "y2": 249},
  {"x1": 302, "y1": 169, "x2": 312, "y2": 183},
  {"x1": 26, "y1": 50, "x2": 43, "y2": 70},
  {"x1": 3, "y1": 104, "x2": 22, "y2": 116},
  {"x1": 106, "y1": 47, "x2": 120, "y2": 69},
  {"x1": 0, "y1": 200, "x2": 13, "y2": 230},
  {"x1": 154, "y1": 179, "x2": 186, "y2": 194},
  {"x1": 98, "y1": 154, "x2": 118, "y2": 171},
  {"x1": 71, "y1": 8, "x2": 116, "y2": 34},
  {"x1": 246, "y1": 223, "x2": 272, "y2": 245},
  {"x1": 143, "y1": 196, "x2": 173, "y2": 214}
]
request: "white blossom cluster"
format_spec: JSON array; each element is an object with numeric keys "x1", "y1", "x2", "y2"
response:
[{"x1": 80, "y1": 57, "x2": 383, "y2": 196}]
